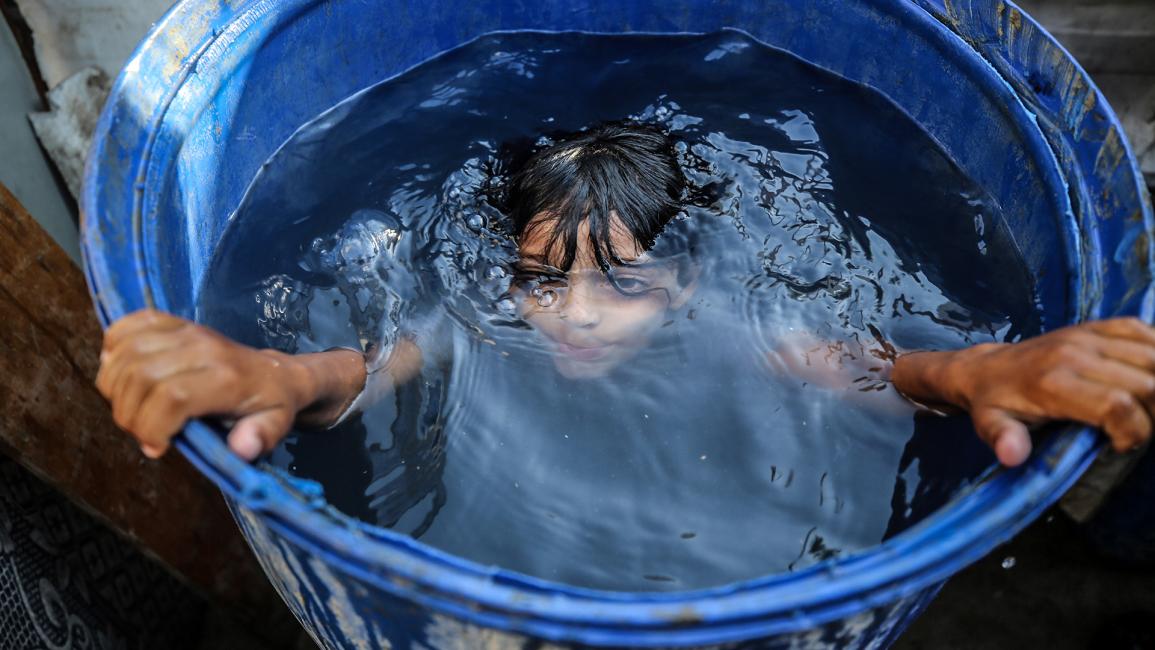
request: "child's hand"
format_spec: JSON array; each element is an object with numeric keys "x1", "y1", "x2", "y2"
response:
[
  {"x1": 96, "y1": 309, "x2": 327, "y2": 461},
  {"x1": 893, "y1": 318, "x2": 1155, "y2": 466}
]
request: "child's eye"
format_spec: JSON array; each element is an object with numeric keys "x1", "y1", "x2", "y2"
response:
[{"x1": 613, "y1": 276, "x2": 650, "y2": 293}]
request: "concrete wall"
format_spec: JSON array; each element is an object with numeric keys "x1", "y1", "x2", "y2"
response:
[
  {"x1": 0, "y1": 19, "x2": 78, "y2": 261},
  {"x1": 15, "y1": 0, "x2": 174, "y2": 88}
]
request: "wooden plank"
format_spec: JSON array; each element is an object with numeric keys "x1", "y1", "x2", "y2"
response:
[{"x1": 0, "y1": 182, "x2": 302, "y2": 647}]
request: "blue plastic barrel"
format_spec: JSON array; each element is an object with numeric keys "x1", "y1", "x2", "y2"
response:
[{"x1": 82, "y1": 1, "x2": 1152, "y2": 647}]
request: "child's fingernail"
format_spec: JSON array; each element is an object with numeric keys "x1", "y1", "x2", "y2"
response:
[
  {"x1": 230, "y1": 432, "x2": 263, "y2": 461},
  {"x1": 140, "y1": 444, "x2": 162, "y2": 459}
]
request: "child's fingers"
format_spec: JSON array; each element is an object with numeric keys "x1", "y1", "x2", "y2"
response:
[
  {"x1": 995, "y1": 424, "x2": 1032, "y2": 467},
  {"x1": 1082, "y1": 317, "x2": 1155, "y2": 348},
  {"x1": 1074, "y1": 358, "x2": 1155, "y2": 419},
  {"x1": 110, "y1": 354, "x2": 208, "y2": 433},
  {"x1": 97, "y1": 350, "x2": 142, "y2": 407},
  {"x1": 971, "y1": 407, "x2": 1032, "y2": 466},
  {"x1": 103, "y1": 309, "x2": 188, "y2": 353},
  {"x1": 1095, "y1": 338, "x2": 1155, "y2": 374},
  {"x1": 97, "y1": 329, "x2": 194, "y2": 399},
  {"x1": 106, "y1": 329, "x2": 188, "y2": 360},
  {"x1": 228, "y1": 410, "x2": 294, "y2": 461},
  {"x1": 140, "y1": 442, "x2": 168, "y2": 459},
  {"x1": 1042, "y1": 374, "x2": 1153, "y2": 452},
  {"x1": 103, "y1": 352, "x2": 181, "y2": 427},
  {"x1": 127, "y1": 369, "x2": 248, "y2": 449}
]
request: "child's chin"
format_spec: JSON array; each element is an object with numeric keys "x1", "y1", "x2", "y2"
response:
[{"x1": 552, "y1": 356, "x2": 616, "y2": 380}]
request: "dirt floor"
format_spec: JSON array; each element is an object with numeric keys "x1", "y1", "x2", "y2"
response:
[{"x1": 897, "y1": 508, "x2": 1155, "y2": 649}]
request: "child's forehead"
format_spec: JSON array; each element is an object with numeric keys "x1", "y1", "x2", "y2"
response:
[
  {"x1": 517, "y1": 212, "x2": 644, "y2": 266},
  {"x1": 517, "y1": 250, "x2": 660, "y2": 270}
]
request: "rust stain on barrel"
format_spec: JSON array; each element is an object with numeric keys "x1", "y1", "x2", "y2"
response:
[
  {"x1": 1008, "y1": 6, "x2": 1022, "y2": 32},
  {"x1": 1094, "y1": 128, "x2": 1126, "y2": 188},
  {"x1": 663, "y1": 606, "x2": 705, "y2": 625}
]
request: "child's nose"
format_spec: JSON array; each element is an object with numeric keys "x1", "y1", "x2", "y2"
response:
[{"x1": 561, "y1": 281, "x2": 601, "y2": 329}]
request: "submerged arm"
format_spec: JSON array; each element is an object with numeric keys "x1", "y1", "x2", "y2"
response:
[
  {"x1": 766, "y1": 333, "x2": 913, "y2": 415},
  {"x1": 330, "y1": 337, "x2": 425, "y2": 425}
]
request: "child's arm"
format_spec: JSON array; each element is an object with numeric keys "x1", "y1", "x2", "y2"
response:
[
  {"x1": 95, "y1": 309, "x2": 421, "y2": 461},
  {"x1": 766, "y1": 334, "x2": 912, "y2": 415},
  {"x1": 771, "y1": 318, "x2": 1155, "y2": 467},
  {"x1": 892, "y1": 317, "x2": 1155, "y2": 467}
]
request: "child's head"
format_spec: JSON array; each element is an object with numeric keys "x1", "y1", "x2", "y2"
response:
[{"x1": 506, "y1": 121, "x2": 698, "y2": 378}]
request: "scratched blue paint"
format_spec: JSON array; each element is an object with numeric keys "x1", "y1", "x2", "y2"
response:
[{"x1": 81, "y1": 1, "x2": 1152, "y2": 648}]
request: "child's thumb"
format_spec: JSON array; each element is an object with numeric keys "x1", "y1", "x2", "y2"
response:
[
  {"x1": 228, "y1": 409, "x2": 293, "y2": 461},
  {"x1": 972, "y1": 407, "x2": 1032, "y2": 467}
]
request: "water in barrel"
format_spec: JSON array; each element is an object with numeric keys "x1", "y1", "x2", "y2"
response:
[{"x1": 198, "y1": 30, "x2": 1038, "y2": 592}]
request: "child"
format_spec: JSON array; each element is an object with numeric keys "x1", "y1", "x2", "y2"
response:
[{"x1": 97, "y1": 121, "x2": 1155, "y2": 470}]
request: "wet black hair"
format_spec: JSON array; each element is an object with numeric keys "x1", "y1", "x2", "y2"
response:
[{"x1": 507, "y1": 120, "x2": 689, "y2": 272}]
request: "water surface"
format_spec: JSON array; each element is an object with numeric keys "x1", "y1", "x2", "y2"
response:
[{"x1": 198, "y1": 30, "x2": 1037, "y2": 592}]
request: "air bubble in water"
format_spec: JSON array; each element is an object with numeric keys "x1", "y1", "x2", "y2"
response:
[
  {"x1": 467, "y1": 213, "x2": 486, "y2": 230},
  {"x1": 496, "y1": 297, "x2": 516, "y2": 313},
  {"x1": 655, "y1": 105, "x2": 671, "y2": 120},
  {"x1": 533, "y1": 288, "x2": 558, "y2": 308},
  {"x1": 340, "y1": 238, "x2": 369, "y2": 266},
  {"x1": 486, "y1": 265, "x2": 507, "y2": 280},
  {"x1": 1000, "y1": 556, "x2": 1016, "y2": 569}
]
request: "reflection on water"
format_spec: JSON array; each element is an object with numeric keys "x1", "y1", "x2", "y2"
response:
[{"x1": 198, "y1": 30, "x2": 1036, "y2": 592}]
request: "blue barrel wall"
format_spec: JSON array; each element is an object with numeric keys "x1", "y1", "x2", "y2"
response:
[{"x1": 82, "y1": 0, "x2": 1152, "y2": 648}]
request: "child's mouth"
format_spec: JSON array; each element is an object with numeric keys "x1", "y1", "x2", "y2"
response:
[{"x1": 556, "y1": 341, "x2": 610, "y2": 362}]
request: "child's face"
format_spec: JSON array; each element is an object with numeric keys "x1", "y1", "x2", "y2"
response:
[{"x1": 514, "y1": 215, "x2": 692, "y2": 379}]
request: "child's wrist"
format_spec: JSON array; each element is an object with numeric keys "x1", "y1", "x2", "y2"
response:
[
  {"x1": 892, "y1": 350, "x2": 945, "y2": 412},
  {"x1": 294, "y1": 349, "x2": 367, "y2": 428},
  {"x1": 893, "y1": 348, "x2": 968, "y2": 413},
  {"x1": 943, "y1": 343, "x2": 1004, "y2": 409},
  {"x1": 259, "y1": 349, "x2": 321, "y2": 410},
  {"x1": 896, "y1": 343, "x2": 1002, "y2": 412},
  {"x1": 258, "y1": 349, "x2": 341, "y2": 428}
]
